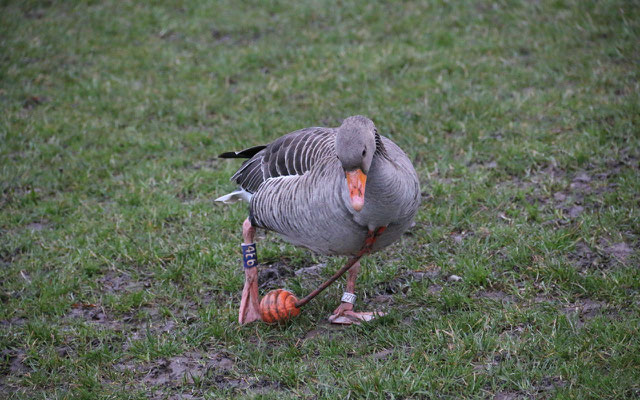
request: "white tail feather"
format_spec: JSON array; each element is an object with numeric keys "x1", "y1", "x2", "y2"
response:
[{"x1": 215, "y1": 189, "x2": 252, "y2": 204}]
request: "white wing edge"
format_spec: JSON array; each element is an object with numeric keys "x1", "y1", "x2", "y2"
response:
[{"x1": 214, "y1": 189, "x2": 252, "y2": 204}]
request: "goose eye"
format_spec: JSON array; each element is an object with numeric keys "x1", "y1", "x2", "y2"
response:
[{"x1": 362, "y1": 149, "x2": 366, "y2": 157}]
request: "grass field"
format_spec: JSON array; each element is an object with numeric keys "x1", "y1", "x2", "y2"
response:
[{"x1": 1, "y1": 0, "x2": 639, "y2": 398}]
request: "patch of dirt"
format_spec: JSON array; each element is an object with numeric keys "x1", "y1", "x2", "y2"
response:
[
  {"x1": 474, "y1": 290, "x2": 515, "y2": 303},
  {"x1": 25, "y1": 220, "x2": 50, "y2": 232},
  {"x1": 63, "y1": 297, "x2": 183, "y2": 343},
  {"x1": 493, "y1": 391, "x2": 524, "y2": 400},
  {"x1": 427, "y1": 284, "x2": 443, "y2": 295},
  {"x1": 67, "y1": 303, "x2": 109, "y2": 324},
  {"x1": 368, "y1": 294, "x2": 394, "y2": 304},
  {"x1": 62, "y1": 302, "x2": 149, "y2": 337},
  {"x1": 22, "y1": 96, "x2": 48, "y2": 110},
  {"x1": 606, "y1": 242, "x2": 633, "y2": 261},
  {"x1": 303, "y1": 328, "x2": 325, "y2": 340},
  {"x1": 302, "y1": 322, "x2": 345, "y2": 341},
  {"x1": 562, "y1": 299, "x2": 606, "y2": 323},
  {"x1": 256, "y1": 258, "x2": 325, "y2": 291},
  {"x1": 532, "y1": 295, "x2": 555, "y2": 305},
  {"x1": 258, "y1": 261, "x2": 295, "y2": 290},
  {"x1": 570, "y1": 241, "x2": 601, "y2": 269},
  {"x1": 569, "y1": 239, "x2": 635, "y2": 270},
  {"x1": 166, "y1": 394, "x2": 197, "y2": 400},
  {"x1": 499, "y1": 323, "x2": 526, "y2": 339},
  {"x1": 369, "y1": 349, "x2": 393, "y2": 360},
  {"x1": 490, "y1": 376, "x2": 567, "y2": 399},
  {"x1": 522, "y1": 169, "x2": 592, "y2": 226},
  {"x1": 294, "y1": 263, "x2": 326, "y2": 278},
  {"x1": 248, "y1": 379, "x2": 284, "y2": 394},
  {"x1": 502, "y1": 152, "x2": 639, "y2": 231},
  {"x1": 535, "y1": 376, "x2": 567, "y2": 393},
  {"x1": 0, "y1": 349, "x2": 28, "y2": 378},
  {"x1": 117, "y1": 351, "x2": 284, "y2": 397},
  {"x1": 211, "y1": 29, "x2": 233, "y2": 44},
  {"x1": 24, "y1": 8, "x2": 46, "y2": 19},
  {"x1": 0, "y1": 348, "x2": 30, "y2": 393},
  {"x1": 570, "y1": 171, "x2": 592, "y2": 192},
  {"x1": 0, "y1": 244, "x2": 29, "y2": 266},
  {"x1": 97, "y1": 270, "x2": 151, "y2": 293},
  {"x1": 1, "y1": 186, "x2": 40, "y2": 208},
  {"x1": 566, "y1": 205, "x2": 584, "y2": 218},
  {"x1": 210, "y1": 27, "x2": 272, "y2": 46},
  {"x1": 117, "y1": 351, "x2": 234, "y2": 388},
  {"x1": 450, "y1": 230, "x2": 474, "y2": 244},
  {"x1": 472, "y1": 356, "x2": 500, "y2": 373},
  {"x1": 0, "y1": 317, "x2": 27, "y2": 328},
  {"x1": 377, "y1": 265, "x2": 441, "y2": 295}
]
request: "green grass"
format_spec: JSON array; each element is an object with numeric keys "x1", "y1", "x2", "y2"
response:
[{"x1": 1, "y1": 0, "x2": 639, "y2": 398}]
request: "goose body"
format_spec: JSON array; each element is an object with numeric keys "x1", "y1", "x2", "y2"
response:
[
  {"x1": 217, "y1": 116, "x2": 421, "y2": 256},
  {"x1": 219, "y1": 116, "x2": 421, "y2": 325}
]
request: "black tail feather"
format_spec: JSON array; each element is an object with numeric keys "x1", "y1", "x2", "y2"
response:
[{"x1": 219, "y1": 145, "x2": 266, "y2": 159}]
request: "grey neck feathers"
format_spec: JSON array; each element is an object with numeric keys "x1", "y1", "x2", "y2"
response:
[{"x1": 373, "y1": 129, "x2": 388, "y2": 158}]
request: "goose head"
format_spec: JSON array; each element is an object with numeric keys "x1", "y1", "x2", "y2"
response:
[{"x1": 335, "y1": 116, "x2": 377, "y2": 212}]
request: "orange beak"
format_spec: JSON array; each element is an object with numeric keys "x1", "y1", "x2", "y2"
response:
[{"x1": 345, "y1": 169, "x2": 367, "y2": 212}]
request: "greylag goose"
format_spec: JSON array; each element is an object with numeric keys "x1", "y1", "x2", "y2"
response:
[{"x1": 216, "y1": 116, "x2": 421, "y2": 324}]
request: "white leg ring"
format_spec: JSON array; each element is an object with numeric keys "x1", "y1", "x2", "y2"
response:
[{"x1": 341, "y1": 292, "x2": 356, "y2": 304}]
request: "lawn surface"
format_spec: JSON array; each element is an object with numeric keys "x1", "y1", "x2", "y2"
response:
[{"x1": 1, "y1": 0, "x2": 639, "y2": 398}]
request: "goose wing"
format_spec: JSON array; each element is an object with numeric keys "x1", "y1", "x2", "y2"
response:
[{"x1": 222, "y1": 127, "x2": 335, "y2": 193}]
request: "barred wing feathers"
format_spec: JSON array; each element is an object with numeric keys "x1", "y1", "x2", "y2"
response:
[{"x1": 224, "y1": 127, "x2": 335, "y2": 194}]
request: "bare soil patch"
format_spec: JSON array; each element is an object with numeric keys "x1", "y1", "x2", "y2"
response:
[
  {"x1": 0, "y1": 349, "x2": 28, "y2": 378},
  {"x1": 127, "y1": 351, "x2": 234, "y2": 387},
  {"x1": 377, "y1": 264, "x2": 442, "y2": 295},
  {"x1": 474, "y1": 290, "x2": 516, "y2": 303},
  {"x1": 97, "y1": 270, "x2": 152, "y2": 293},
  {"x1": 112, "y1": 351, "x2": 284, "y2": 396},
  {"x1": 561, "y1": 298, "x2": 614, "y2": 328},
  {"x1": 569, "y1": 239, "x2": 635, "y2": 270}
]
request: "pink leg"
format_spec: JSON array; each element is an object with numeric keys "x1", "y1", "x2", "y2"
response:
[
  {"x1": 328, "y1": 259, "x2": 384, "y2": 325},
  {"x1": 238, "y1": 218, "x2": 261, "y2": 325},
  {"x1": 330, "y1": 260, "x2": 360, "y2": 316}
]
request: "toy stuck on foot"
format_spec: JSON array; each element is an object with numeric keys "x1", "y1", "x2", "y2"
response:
[
  {"x1": 259, "y1": 289, "x2": 300, "y2": 324},
  {"x1": 216, "y1": 116, "x2": 421, "y2": 325}
]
